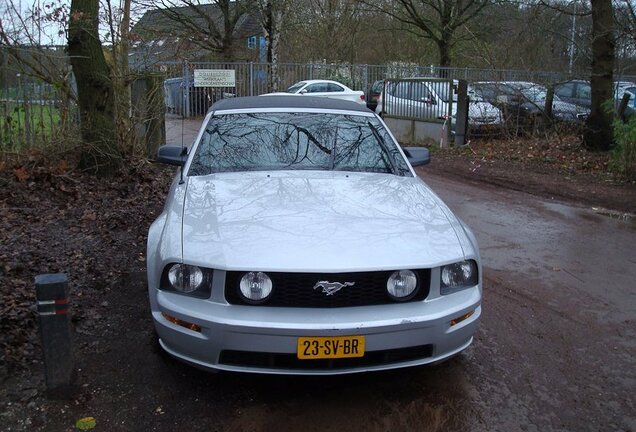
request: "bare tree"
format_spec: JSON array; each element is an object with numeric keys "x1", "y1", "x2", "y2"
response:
[
  {"x1": 617, "y1": 0, "x2": 636, "y2": 43},
  {"x1": 103, "y1": 0, "x2": 134, "y2": 152},
  {"x1": 0, "y1": 0, "x2": 76, "y2": 101},
  {"x1": 363, "y1": 0, "x2": 491, "y2": 67},
  {"x1": 256, "y1": 0, "x2": 288, "y2": 91},
  {"x1": 134, "y1": 0, "x2": 250, "y2": 60},
  {"x1": 68, "y1": 0, "x2": 120, "y2": 173}
]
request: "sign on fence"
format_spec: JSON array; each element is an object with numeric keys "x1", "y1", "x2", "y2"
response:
[{"x1": 193, "y1": 69, "x2": 236, "y2": 87}]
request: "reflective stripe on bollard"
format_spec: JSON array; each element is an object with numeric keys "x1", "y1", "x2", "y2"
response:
[{"x1": 35, "y1": 273, "x2": 75, "y2": 399}]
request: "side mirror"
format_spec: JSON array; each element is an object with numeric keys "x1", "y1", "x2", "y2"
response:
[
  {"x1": 403, "y1": 147, "x2": 430, "y2": 167},
  {"x1": 300, "y1": 89, "x2": 308, "y2": 95},
  {"x1": 156, "y1": 145, "x2": 188, "y2": 166}
]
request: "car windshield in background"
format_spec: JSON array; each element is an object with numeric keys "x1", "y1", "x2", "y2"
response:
[
  {"x1": 518, "y1": 86, "x2": 548, "y2": 103},
  {"x1": 286, "y1": 82, "x2": 306, "y2": 93},
  {"x1": 188, "y1": 112, "x2": 411, "y2": 176}
]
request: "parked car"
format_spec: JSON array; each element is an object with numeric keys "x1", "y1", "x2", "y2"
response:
[
  {"x1": 375, "y1": 79, "x2": 451, "y2": 119},
  {"x1": 554, "y1": 80, "x2": 591, "y2": 109},
  {"x1": 614, "y1": 80, "x2": 636, "y2": 100},
  {"x1": 555, "y1": 79, "x2": 635, "y2": 118},
  {"x1": 149, "y1": 95, "x2": 482, "y2": 374},
  {"x1": 438, "y1": 80, "x2": 504, "y2": 136},
  {"x1": 263, "y1": 79, "x2": 366, "y2": 105},
  {"x1": 471, "y1": 81, "x2": 588, "y2": 132},
  {"x1": 375, "y1": 79, "x2": 503, "y2": 135},
  {"x1": 615, "y1": 81, "x2": 636, "y2": 117},
  {"x1": 365, "y1": 79, "x2": 384, "y2": 111}
]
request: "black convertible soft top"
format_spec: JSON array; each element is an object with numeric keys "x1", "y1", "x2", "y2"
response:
[{"x1": 208, "y1": 95, "x2": 371, "y2": 114}]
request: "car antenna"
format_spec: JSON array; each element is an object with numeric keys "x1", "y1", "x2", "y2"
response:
[{"x1": 179, "y1": 108, "x2": 185, "y2": 184}]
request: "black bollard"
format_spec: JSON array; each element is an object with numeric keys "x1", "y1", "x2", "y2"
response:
[{"x1": 35, "y1": 273, "x2": 74, "y2": 399}]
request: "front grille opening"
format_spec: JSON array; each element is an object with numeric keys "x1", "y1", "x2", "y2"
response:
[
  {"x1": 219, "y1": 345, "x2": 434, "y2": 370},
  {"x1": 224, "y1": 269, "x2": 431, "y2": 308}
]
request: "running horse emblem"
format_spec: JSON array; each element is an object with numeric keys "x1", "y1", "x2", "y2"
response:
[{"x1": 313, "y1": 281, "x2": 355, "y2": 296}]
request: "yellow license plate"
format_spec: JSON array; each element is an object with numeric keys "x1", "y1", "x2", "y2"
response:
[{"x1": 297, "y1": 336, "x2": 365, "y2": 359}]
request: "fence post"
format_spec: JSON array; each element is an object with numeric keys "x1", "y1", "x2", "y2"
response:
[
  {"x1": 35, "y1": 273, "x2": 74, "y2": 399},
  {"x1": 455, "y1": 79, "x2": 469, "y2": 146},
  {"x1": 249, "y1": 62, "x2": 254, "y2": 96}
]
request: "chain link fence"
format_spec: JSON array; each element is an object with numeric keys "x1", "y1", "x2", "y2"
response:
[
  {"x1": 156, "y1": 60, "x2": 636, "y2": 119},
  {"x1": 0, "y1": 47, "x2": 78, "y2": 152}
]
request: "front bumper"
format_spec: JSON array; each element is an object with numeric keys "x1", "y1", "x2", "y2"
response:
[{"x1": 151, "y1": 284, "x2": 481, "y2": 375}]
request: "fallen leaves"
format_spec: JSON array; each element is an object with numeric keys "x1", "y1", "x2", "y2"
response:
[
  {"x1": 0, "y1": 161, "x2": 173, "y2": 374},
  {"x1": 14, "y1": 167, "x2": 30, "y2": 182},
  {"x1": 437, "y1": 133, "x2": 613, "y2": 179}
]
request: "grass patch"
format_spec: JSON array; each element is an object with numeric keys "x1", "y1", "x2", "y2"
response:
[{"x1": 0, "y1": 101, "x2": 76, "y2": 152}]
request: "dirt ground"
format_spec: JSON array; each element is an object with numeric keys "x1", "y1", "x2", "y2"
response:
[
  {"x1": 426, "y1": 134, "x2": 636, "y2": 215},
  {"x1": 0, "y1": 134, "x2": 634, "y2": 431}
]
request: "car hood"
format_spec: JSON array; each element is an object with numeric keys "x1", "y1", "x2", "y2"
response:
[
  {"x1": 468, "y1": 101, "x2": 502, "y2": 121},
  {"x1": 178, "y1": 172, "x2": 469, "y2": 272}
]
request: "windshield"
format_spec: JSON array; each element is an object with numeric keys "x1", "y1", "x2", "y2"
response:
[
  {"x1": 188, "y1": 112, "x2": 411, "y2": 176},
  {"x1": 518, "y1": 85, "x2": 548, "y2": 103},
  {"x1": 286, "y1": 82, "x2": 307, "y2": 93}
]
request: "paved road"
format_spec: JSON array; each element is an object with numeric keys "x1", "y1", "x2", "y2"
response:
[{"x1": 420, "y1": 169, "x2": 636, "y2": 431}]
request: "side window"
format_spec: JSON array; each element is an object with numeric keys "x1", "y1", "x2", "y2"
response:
[
  {"x1": 556, "y1": 82, "x2": 575, "y2": 98},
  {"x1": 410, "y1": 83, "x2": 432, "y2": 102},
  {"x1": 327, "y1": 83, "x2": 345, "y2": 92},
  {"x1": 306, "y1": 83, "x2": 327, "y2": 93},
  {"x1": 393, "y1": 82, "x2": 410, "y2": 99}
]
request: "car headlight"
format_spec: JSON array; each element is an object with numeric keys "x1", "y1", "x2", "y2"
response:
[
  {"x1": 161, "y1": 263, "x2": 212, "y2": 298},
  {"x1": 440, "y1": 260, "x2": 478, "y2": 294},
  {"x1": 239, "y1": 272, "x2": 273, "y2": 304},
  {"x1": 386, "y1": 270, "x2": 418, "y2": 301}
]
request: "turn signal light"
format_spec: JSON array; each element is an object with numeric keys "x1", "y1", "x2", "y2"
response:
[
  {"x1": 450, "y1": 310, "x2": 475, "y2": 327},
  {"x1": 162, "y1": 312, "x2": 201, "y2": 332}
]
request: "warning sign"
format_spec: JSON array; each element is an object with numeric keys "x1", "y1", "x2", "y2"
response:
[{"x1": 193, "y1": 69, "x2": 236, "y2": 87}]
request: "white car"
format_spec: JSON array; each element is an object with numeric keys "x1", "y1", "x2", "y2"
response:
[
  {"x1": 263, "y1": 79, "x2": 366, "y2": 105},
  {"x1": 375, "y1": 79, "x2": 503, "y2": 133},
  {"x1": 148, "y1": 96, "x2": 482, "y2": 375}
]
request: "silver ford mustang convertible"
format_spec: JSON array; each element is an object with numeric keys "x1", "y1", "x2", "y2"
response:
[{"x1": 148, "y1": 95, "x2": 482, "y2": 375}]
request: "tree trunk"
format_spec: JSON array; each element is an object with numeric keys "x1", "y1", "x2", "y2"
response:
[
  {"x1": 117, "y1": 0, "x2": 132, "y2": 151},
  {"x1": 68, "y1": 0, "x2": 119, "y2": 174},
  {"x1": 437, "y1": 37, "x2": 452, "y2": 69},
  {"x1": 270, "y1": 19, "x2": 282, "y2": 92},
  {"x1": 584, "y1": 0, "x2": 614, "y2": 151}
]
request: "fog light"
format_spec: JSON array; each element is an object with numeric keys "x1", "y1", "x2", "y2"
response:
[
  {"x1": 450, "y1": 310, "x2": 475, "y2": 327},
  {"x1": 386, "y1": 270, "x2": 418, "y2": 301},
  {"x1": 239, "y1": 272, "x2": 273, "y2": 304},
  {"x1": 162, "y1": 312, "x2": 201, "y2": 332}
]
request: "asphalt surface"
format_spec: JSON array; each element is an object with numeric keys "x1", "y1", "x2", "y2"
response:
[{"x1": 420, "y1": 169, "x2": 635, "y2": 432}]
